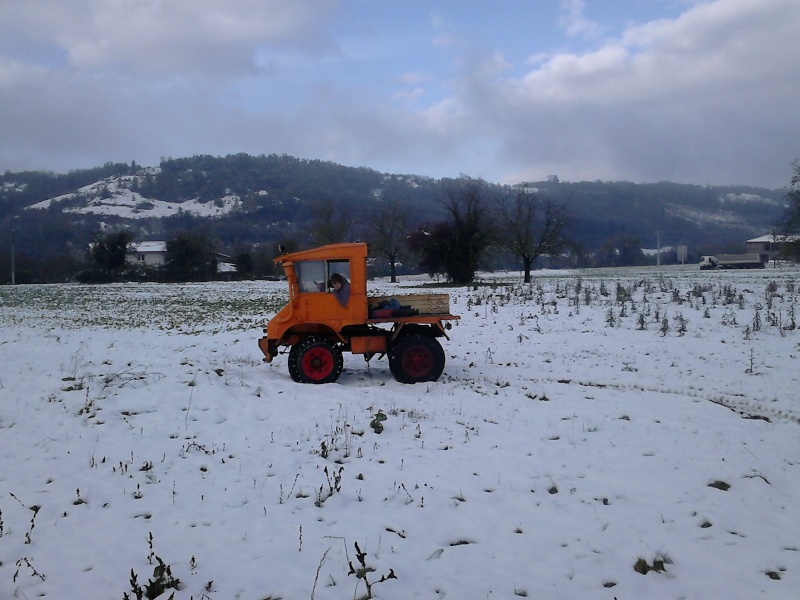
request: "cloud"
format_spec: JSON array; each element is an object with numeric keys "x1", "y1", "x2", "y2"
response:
[
  {"x1": 0, "y1": 0, "x2": 337, "y2": 77},
  {"x1": 463, "y1": 0, "x2": 800, "y2": 186},
  {"x1": 558, "y1": 0, "x2": 601, "y2": 39},
  {"x1": 0, "y1": 0, "x2": 798, "y2": 188},
  {"x1": 393, "y1": 87, "x2": 425, "y2": 103}
]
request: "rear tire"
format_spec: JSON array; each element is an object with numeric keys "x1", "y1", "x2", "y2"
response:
[
  {"x1": 288, "y1": 336, "x2": 343, "y2": 384},
  {"x1": 388, "y1": 335, "x2": 445, "y2": 384}
]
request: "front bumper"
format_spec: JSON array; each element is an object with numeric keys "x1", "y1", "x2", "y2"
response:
[{"x1": 258, "y1": 336, "x2": 277, "y2": 363}]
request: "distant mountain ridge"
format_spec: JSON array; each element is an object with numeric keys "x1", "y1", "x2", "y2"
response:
[{"x1": 0, "y1": 153, "x2": 789, "y2": 282}]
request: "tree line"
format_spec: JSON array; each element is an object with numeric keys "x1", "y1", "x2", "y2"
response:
[
  {"x1": 313, "y1": 177, "x2": 597, "y2": 284},
  {"x1": 78, "y1": 229, "x2": 274, "y2": 284},
  {"x1": 78, "y1": 178, "x2": 573, "y2": 285}
]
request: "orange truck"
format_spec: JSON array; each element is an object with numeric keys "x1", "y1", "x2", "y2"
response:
[{"x1": 258, "y1": 242, "x2": 459, "y2": 384}]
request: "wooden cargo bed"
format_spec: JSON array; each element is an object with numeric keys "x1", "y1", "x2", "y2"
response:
[{"x1": 369, "y1": 293, "x2": 451, "y2": 315}]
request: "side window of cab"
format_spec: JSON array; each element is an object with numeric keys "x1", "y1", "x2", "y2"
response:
[
  {"x1": 293, "y1": 259, "x2": 351, "y2": 294},
  {"x1": 327, "y1": 260, "x2": 350, "y2": 283}
]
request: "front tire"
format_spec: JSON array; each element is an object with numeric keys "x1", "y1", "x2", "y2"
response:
[
  {"x1": 288, "y1": 336, "x2": 343, "y2": 384},
  {"x1": 388, "y1": 335, "x2": 445, "y2": 384}
]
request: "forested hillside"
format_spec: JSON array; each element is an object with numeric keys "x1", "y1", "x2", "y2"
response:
[{"x1": 0, "y1": 153, "x2": 788, "y2": 283}]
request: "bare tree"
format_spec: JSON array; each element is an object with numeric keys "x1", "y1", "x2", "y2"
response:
[
  {"x1": 499, "y1": 190, "x2": 570, "y2": 283},
  {"x1": 309, "y1": 197, "x2": 353, "y2": 245},
  {"x1": 368, "y1": 197, "x2": 411, "y2": 282},
  {"x1": 595, "y1": 233, "x2": 646, "y2": 268},
  {"x1": 434, "y1": 178, "x2": 494, "y2": 284},
  {"x1": 165, "y1": 231, "x2": 217, "y2": 282},
  {"x1": 90, "y1": 229, "x2": 132, "y2": 276},
  {"x1": 778, "y1": 160, "x2": 800, "y2": 259}
]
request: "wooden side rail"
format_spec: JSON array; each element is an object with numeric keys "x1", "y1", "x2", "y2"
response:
[{"x1": 368, "y1": 293, "x2": 451, "y2": 315}]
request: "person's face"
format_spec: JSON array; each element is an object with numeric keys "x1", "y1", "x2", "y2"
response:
[{"x1": 333, "y1": 280, "x2": 341, "y2": 290}]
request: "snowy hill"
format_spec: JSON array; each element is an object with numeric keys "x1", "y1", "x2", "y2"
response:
[
  {"x1": 12, "y1": 155, "x2": 784, "y2": 239},
  {"x1": 27, "y1": 169, "x2": 245, "y2": 220}
]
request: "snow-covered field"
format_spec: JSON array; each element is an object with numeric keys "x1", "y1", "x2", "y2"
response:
[{"x1": 1, "y1": 266, "x2": 799, "y2": 600}]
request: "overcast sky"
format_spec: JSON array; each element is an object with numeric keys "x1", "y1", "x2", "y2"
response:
[{"x1": 1, "y1": 0, "x2": 798, "y2": 188}]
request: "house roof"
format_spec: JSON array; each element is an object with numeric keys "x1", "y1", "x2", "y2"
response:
[
  {"x1": 747, "y1": 234, "x2": 800, "y2": 244},
  {"x1": 128, "y1": 241, "x2": 167, "y2": 253}
]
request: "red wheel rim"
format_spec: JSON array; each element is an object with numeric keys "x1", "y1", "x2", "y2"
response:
[
  {"x1": 301, "y1": 347, "x2": 334, "y2": 381},
  {"x1": 401, "y1": 345, "x2": 433, "y2": 379}
]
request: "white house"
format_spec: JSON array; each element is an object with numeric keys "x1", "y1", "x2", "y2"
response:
[
  {"x1": 124, "y1": 241, "x2": 239, "y2": 276},
  {"x1": 746, "y1": 234, "x2": 800, "y2": 262},
  {"x1": 126, "y1": 241, "x2": 168, "y2": 267}
]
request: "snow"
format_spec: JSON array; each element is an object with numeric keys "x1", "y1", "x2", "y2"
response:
[
  {"x1": 130, "y1": 241, "x2": 168, "y2": 253},
  {"x1": 26, "y1": 175, "x2": 242, "y2": 220},
  {"x1": 1, "y1": 266, "x2": 799, "y2": 600},
  {"x1": 642, "y1": 246, "x2": 673, "y2": 256},
  {"x1": 748, "y1": 234, "x2": 800, "y2": 244}
]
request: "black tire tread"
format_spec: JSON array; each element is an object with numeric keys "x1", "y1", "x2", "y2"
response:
[
  {"x1": 288, "y1": 335, "x2": 343, "y2": 384},
  {"x1": 388, "y1": 334, "x2": 445, "y2": 384}
]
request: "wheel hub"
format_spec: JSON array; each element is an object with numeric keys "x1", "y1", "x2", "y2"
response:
[
  {"x1": 402, "y1": 346, "x2": 433, "y2": 378},
  {"x1": 302, "y1": 348, "x2": 334, "y2": 380}
]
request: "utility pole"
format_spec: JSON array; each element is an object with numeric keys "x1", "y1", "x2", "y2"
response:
[
  {"x1": 2, "y1": 228, "x2": 16, "y2": 284},
  {"x1": 656, "y1": 231, "x2": 661, "y2": 267},
  {"x1": 10, "y1": 228, "x2": 15, "y2": 285}
]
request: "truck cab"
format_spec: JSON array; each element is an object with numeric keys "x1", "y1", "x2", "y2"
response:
[
  {"x1": 265, "y1": 243, "x2": 369, "y2": 348},
  {"x1": 699, "y1": 255, "x2": 718, "y2": 270}
]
